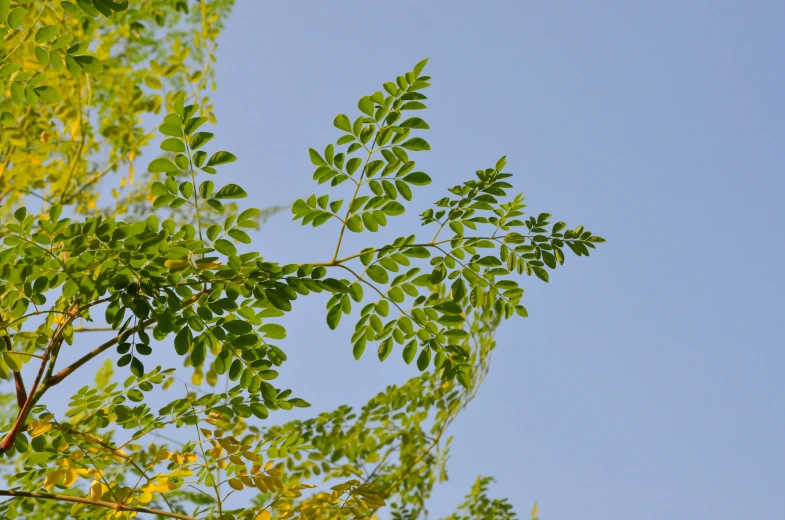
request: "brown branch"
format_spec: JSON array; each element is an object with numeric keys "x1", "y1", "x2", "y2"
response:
[
  {"x1": 3, "y1": 336, "x2": 27, "y2": 408},
  {"x1": 0, "y1": 489, "x2": 195, "y2": 520},
  {"x1": 0, "y1": 304, "x2": 79, "y2": 452},
  {"x1": 45, "y1": 317, "x2": 157, "y2": 389},
  {"x1": 47, "y1": 289, "x2": 206, "y2": 388}
]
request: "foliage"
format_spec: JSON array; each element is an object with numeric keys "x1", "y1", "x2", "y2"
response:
[
  {"x1": 0, "y1": 2, "x2": 605, "y2": 519},
  {"x1": 0, "y1": 0, "x2": 234, "y2": 219},
  {"x1": 443, "y1": 476, "x2": 532, "y2": 520}
]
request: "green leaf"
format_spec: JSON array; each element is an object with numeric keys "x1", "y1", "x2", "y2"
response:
[
  {"x1": 130, "y1": 358, "x2": 144, "y2": 377},
  {"x1": 223, "y1": 320, "x2": 252, "y2": 335},
  {"x1": 65, "y1": 55, "x2": 82, "y2": 77},
  {"x1": 367, "y1": 265, "x2": 389, "y2": 284},
  {"x1": 358, "y1": 96, "x2": 375, "y2": 116},
  {"x1": 35, "y1": 25, "x2": 60, "y2": 43},
  {"x1": 353, "y1": 338, "x2": 365, "y2": 360},
  {"x1": 416, "y1": 347, "x2": 431, "y2": 371},
  {"x1": 160, "y1": 138, "x2": 185, "y2": 153},
  {"x1": 402, "y1": 172, "x2": 431, "y2": 186},
  {"x1": 9, "y1": 82, "x2": 24, "y2": 105},
  {"x1": 334, "y1": 114, "x2": 351, "y2": 132},
  {"x1": 7, "y1": 7, "x2": 24, "y2": 29},
  {"x1": 346, "y1": 215, "x2": 363, "y2": 233},
  {"x1": 227, "y1": 229, "x2": 251, "y2": 244},
  {"x1": 214, "y1": 239, "x2": 237, "y2": 256},
  {"x1": 0, "y1": 63, "x2": 20, "y2": 77},
  {"x1": 35, "y1": 86, "x2": 59, "y2": 103},
  {"x1": 2, "y1": 352, "x2": 22, "y2": 372},
  {"x1": 214, "y1": 184, "x2": 247, "y2": 199},
  {"x1": 51, "y1": 34, "x2": 74, "y2": 50},
  {"x1": 266, "y1": 289, "x2": 292, "y2": 312},
  {"x1": 34, "y1": 47, "x2": 50, "y2": 66},
  {"x1": 49, "y1": 51, "x2": 64, "y2": 72},
  {"x1": 413, "y1": 57, "x2": 429, "y2": 77},
  {"x1": 74, "y1": 55, "x2": 102, "y2": 73},
  {"x1": 399, "y1": 117, "x2": 430, "y2": 129},
  {"x1": 148, "y1": 158, "x2": 180, "y2": 173},
  {"x1": 308, "y1": 148, "x2": 326, "y2": 166},
  {"x1": 346, "y1": 157, "x2": 362, "y2": 175},
  {"x1": 174, "y1": 328, "x2": 191, "y2": 355},
  {"x1": 0, "y1": 0, "x2": 9, "y2": 23},
  {"x1": 378, "y1": 339, "x2": 392, "y2": 361},
  {"x1": 382, "y1": 201, "x2": 405, "y2": 216},
  {"x1": 259, "y1": 323, "x2": 286, "y2": 339},
  {"x1": 159, "y1": 124, "x2": 182, "y2": 137},
  {"x1": 533, "y1": 267, "x2": 549, "y2": 282},
  {"x1": 206, "y1": 151, "x2": 236, "y2": 166},
  {"x1": 401, "y1": 138, "x2": 430, "y2": 151},
  {"x1": 326, "y1": 305, "x2": 342, "y2": 330},
  {"x1": 189, "y1": 132, "x2": 213, "y2": 150},
  {"x1": 25, "y1": 87, "x2": 39, "y2": 106},
  {"x1": 504, "y1": 232, "x2": 525, "y2": 244},
  {"x1": 402, "y1": 341, "x2": 417, "y2": 364},
  {"x1": 401, "y1": 101, "x2": 427, "y2": 110}
]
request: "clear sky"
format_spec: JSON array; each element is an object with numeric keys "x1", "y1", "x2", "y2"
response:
[
  {"x1": 28, "y1": 1, "x2": 783, "y2": 519},
  {"x1": 201, "y1": 1, "x2": 785, "y2": 518}
]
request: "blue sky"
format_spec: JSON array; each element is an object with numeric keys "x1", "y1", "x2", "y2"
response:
[
  {"x1": 20, "y1": 1, "x2": 783, "y2": 519},
  {"x1": 203, "y1": 1, "x2": 785, "y2": 518}
]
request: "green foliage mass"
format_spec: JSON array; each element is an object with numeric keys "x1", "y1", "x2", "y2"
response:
[{"x1": 0, "y1": 2, "x2": 604, "y2": 519}]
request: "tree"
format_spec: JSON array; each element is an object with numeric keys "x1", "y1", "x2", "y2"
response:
[{"x1": 0, "y1": 2, "x2": 604, "y2": 519}]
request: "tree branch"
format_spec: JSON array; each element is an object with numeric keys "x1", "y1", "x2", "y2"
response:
[
  {"x1": 44, "y1": 317, "x2": 157, "y2": 389},
  {"x1": 0, "y1": 489, "x2": 195, "y2": 520},
  {"x1": 3, "y1": 336, "x2": 27, "y2": 408},
  {"x1": 0, "y1": 302, "x2": 79, "y2": 452}
]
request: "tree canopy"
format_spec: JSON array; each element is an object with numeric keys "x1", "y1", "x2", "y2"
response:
[{"x1": 0, "y1": 2, "x2": 604, "y2": 519}]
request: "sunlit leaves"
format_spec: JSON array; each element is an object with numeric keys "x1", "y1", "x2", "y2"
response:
[
  {"x1": 0, "y1": 49, "x2": 603, "y2": 520},
  {"x1": 207, "y1": 151, "x2": 237, "y2": 166},
  {"x1": 215, "y1": 184, "x2": 247, "y2": 199}
]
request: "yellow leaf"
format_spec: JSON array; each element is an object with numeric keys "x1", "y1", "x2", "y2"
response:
[
  {"x1": 254, "y1": 477, "x2": 268, "y2": 493},
  {"x1": 151, "y1": 482, "x2": 168, "y2": 493},
  {"x1": 139, "y1": 491, "x2": 153, "y2": 504},
  {"x1": 243, "y1": 451, "x2": 259, "y2": 462},
  {"x1": 196, "y1": 261, "x2": 222, "y2": 271},
  {"x1": 227, "y1": 478, "x2": 244, "y2": 491},
  {"x1": 44, "y1": 470, "x2": 63, "y2": 490},
  {"x1": 169, "y1": 468, "x2": 193, "y2": 478},
  {"x1": 264, "y1": 460, "x2": 274, "y2": 470},
  {"x1": 255, "y1": 511, "x2": 271, "y2": 520},
  {"x1": 164, "y1": 259, "x2": 190, "y2": 270},
  {"x1": 270, "y1": 499, "x2": 290, "y2": 510},
  {"x1": 89, "y1": 480, "x2": 103, "y2": 501},
  {"x1": 229, "y1": 455, "x2": 244, "y2": 465},
  {"x1": 30, "y1": 421, "x2": 52, "y2": 438},
  {"x1": 63, "y1": 467, "x2": 78, "y2": 487},
  {"x1": 191, "y1": 370, "x2": 204, "y2": 385},
  {"x1": 154, "y1": 450, "x2": 171, "y2": 461}
]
